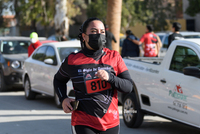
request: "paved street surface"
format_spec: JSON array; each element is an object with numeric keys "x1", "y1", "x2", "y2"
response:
[{"x1": 1, "y1": 90, "x2": 200, "y2": 134}]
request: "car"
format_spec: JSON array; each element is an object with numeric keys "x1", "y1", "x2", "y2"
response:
[
  {"x1": 0, "y1": 36, "x2": 31, "y2": 91},
  {"x1": 120, "y1": 39, "x2": 200, "y2": 129},
  {"x1": 40, "y1": 40, "x2": 58, "y2": 44},
  {"x1": 156, "y1": 31, "x2": 200, "y2": 57},
  {"x1": 22, "y1": 40, "x2": 81, "y2": 107}
]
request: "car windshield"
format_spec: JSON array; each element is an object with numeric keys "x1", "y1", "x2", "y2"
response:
[
  {"x1": 57, "y1": 47, "x2": 80, "y2": 61},
  {"x1": 158, "y1": 35, "x2": 164, "y2": 41},
  {"x1": 184, "y1": 35, "x2": 200, "y2": 38},
  {"x1": 1, "y1": 40, "x2": 30, "y2": 54}
]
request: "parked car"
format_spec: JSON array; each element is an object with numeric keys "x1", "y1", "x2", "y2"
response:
[
  {"x1": 0, "y1": 36, "x2": 31, "y2": 91},
  {"x1": 22, "y1": 40, "x2": 81, "y2": 107},
  {"x1": 156, "y1": 31, "x2": 200, "y2": 57},
  {"x1": 120, "y1": 38, "x2": 200, "y2": 129}
]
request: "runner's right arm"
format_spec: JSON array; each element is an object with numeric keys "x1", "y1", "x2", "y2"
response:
[{"x1": 53, "y1": 58, "x2": 70, "y2": 104}]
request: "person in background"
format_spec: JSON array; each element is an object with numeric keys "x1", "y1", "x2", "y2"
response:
[
  {"x1": 53, "y1": 17, "x2": 133, "y2": 134},
  {"x1": 28, "y1": 32, "x2": 42, "y2": 57},
  {"x1": 168, "y1": 22, "x2": 183, "y2": 48},
  {"x1": 61, "y1": 35, "x2": 68, "y2": 41},
  {"x1": 105, "y1": 25, "x2": 117, "y2": 50},
  {"x1": 129, "y1": 25, "x2": 160, "y2": 57},
  {"x1": 61, "y1": 31, "x2": 68, "y2": 41},
  {"x1": 121, "y1": 30, "x2": 140, "y2": 57}
]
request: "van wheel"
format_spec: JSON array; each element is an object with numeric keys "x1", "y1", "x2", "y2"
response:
[
  {"x1": 24, "y1": 77, "x2": 36, "y2": 100},
  {"x1": 123, "y1": 93, "x2": 144, "y2": 128},
  {"x1": 0, "y1": 70, "x2": 6, "y2": 91},
  {"x1": 54, "y1": 91, "x2": 62, "y2": 108}
]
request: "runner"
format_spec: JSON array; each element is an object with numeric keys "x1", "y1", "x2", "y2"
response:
[{"x1": 53, "y1": 17, "x2": 133, "y2": 134}]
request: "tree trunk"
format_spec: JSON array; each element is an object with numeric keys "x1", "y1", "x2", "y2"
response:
[
  {"x1": 54, "y1": 0, "x2": 69, "y2": 38},
  {"x1": 13, "y1": 0, "x2": 20, "y2": 36},
  {"x1": 32, "y1": 19, "x2": 37, "y2": 32},
  {"x1": 106, "y1": 0, "x2": 122, "y2": 52}
]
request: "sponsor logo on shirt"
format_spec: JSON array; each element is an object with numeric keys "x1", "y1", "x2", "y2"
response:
[{"x1": 85, "y1": 74, "x2": 92, "y2": 79}]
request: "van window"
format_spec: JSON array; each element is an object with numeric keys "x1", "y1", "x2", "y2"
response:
[{"x1": 170, "y1": 46, "x2": 200, "y2": 73}]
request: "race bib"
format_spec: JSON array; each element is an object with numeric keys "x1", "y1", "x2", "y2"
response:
[{"x1": 86, "y1": 78, "x2": 111, "y2": 94}]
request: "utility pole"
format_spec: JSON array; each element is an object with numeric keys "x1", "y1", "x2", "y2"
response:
[{"x1": 106, "y1": 0, "x2": 122, "y2": 52}]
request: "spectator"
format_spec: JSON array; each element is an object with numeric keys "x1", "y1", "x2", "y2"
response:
[
  {"x1": 28, "y1": 32, "x2": 42, "y2": 57},
  {"x1": 121, "y1": 30, "x2": 140, "y2": 57},
  {"x1": 129, "y1": 25, "x2": 160, "y2": 57},
  {"x1": 105, "y1": 25, "x2": 117, "y2": 50},
  {"x1": 61, "y1": 35, "x2": 68, "y2": 41},
  {"x1": 168, "y1": 22, "x2": 183, "y2": 48}
]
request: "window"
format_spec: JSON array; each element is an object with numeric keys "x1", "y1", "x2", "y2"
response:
[
  {"x1": 57, "y1": 47, "x2": 81, "y2": 61},
  {"x1": 1, "y1": 40, "x2": 30, "y2": 54},
  {"x1": 32, "y1": 46, "x2": 47, "y2": 61},
  {"x1": 170, "y1": 46, "x2": 200, "y2": 73},
  {"x1": 158, "y1": 35, "x2": 163, "y2": 41},
  {"x1": 184, "y1": 35, "x2": 200, "y2": 39},
  {"x1": 163, "y1": 35, "x2": 169, "y2": 48},
  {"x1": 45, "y1": 46, "x2": 57, "y2": 65}
]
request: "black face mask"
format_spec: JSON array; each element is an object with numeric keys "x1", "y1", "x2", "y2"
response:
[{"x1": 88, "y1": 34, "x2": 106, "y2": 50}]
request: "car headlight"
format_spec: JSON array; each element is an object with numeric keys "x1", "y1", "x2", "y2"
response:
[{"x1": 11, "y1": 61, "x2": 20, "y2": 68}]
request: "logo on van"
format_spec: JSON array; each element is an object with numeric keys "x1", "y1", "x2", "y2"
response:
[
  {"x1": 169, "y1": 85, "x2": 187, "y2": 101},
  {"x1": 175, "y1": 85, "x2": 183, "y2": 94}
]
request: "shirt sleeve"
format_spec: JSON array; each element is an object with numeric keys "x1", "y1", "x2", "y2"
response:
[
  {"x1": 107, "y1": 52, "x2": 133, "y2": 93},
  {"x1": 139, "y1": 34, "x2": 145, "y2": 43},
  {"x1": 168, "y1": 34, "x2": 172, "y2": 48},
  {"x1": 107, "y1": 70, "x2": 133, "y2": 93},
  {"x1": 53, "y1": 57, "x2": 70, "y2": 103}
]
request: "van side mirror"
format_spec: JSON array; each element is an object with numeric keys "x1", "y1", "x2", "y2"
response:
[{"x1": 183, "y1": 66, "x2": 200, "y2": 78}]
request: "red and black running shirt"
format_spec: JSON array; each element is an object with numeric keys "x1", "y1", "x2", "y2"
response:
[
  {"x1": 54, "y1": 47, "x2": 133, "y2": 131},
  {"x1": 140, "y1": 32, "x2": 158, "y2": 57}
]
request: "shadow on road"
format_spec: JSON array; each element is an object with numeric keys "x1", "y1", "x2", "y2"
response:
[
  {"x1": 119, "y1": 116, "x2": 200, "y2": 134},
  {"x1": 0, "y1": 91, "x2": 61, "y2": 110}
]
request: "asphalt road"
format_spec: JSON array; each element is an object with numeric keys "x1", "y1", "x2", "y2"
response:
[{"x1": 1, "y1": 90, "x2": 200, "y2": 134}]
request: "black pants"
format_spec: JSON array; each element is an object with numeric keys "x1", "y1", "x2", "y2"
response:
[{"x1": 71, "y1": 125, "x2": 119, "y2": 134}]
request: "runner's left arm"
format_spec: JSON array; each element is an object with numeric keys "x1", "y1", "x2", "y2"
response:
[
  {"x1": 107, "y1": 70, "x2": 133, "y2": 93},
  {"x1": 107, "y1": 52, "x2": 133, "y2": 93}
]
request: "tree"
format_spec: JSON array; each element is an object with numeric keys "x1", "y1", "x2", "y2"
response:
[
  {"x1": 87, "y1": 0, "x2": 143, "y2": 32},
  {"x1": 54, "y1": 0, "x2": 86, "y2": 38},
  {"x1": 121, "y1": 0, "x2": 146, "y2": 31},
  {"x1": 185, "y1": 0, "x2": 200, "y2": 16},
  {"x1": 1, "y1": 0, "x2": 85, "y2": 37},
  {"x1": 0, "y1": 0, "x2": 11, "y2": 28},
  {"x1": 14, "y1": 0, "x2": 55, "y2": 36},
  {"x1": 141, "y1": 0, "x2": 179, "y2": 31},
  {"x1": 87, "y1": 0, "x2": 107, "y2": 24},
  {"x1": 0, "y1": 1, "x2": 6, "y2": 28},
  {"x1": 106, "y1": 0, "x2": 122, "y2": 52},
  {"x1": 87, "y1": 0, "x2": 178, "y2": 32}
]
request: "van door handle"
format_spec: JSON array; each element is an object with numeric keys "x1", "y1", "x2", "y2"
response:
[{"x1": 160, "y1": 79, "x2": 166, "y2": 83}]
